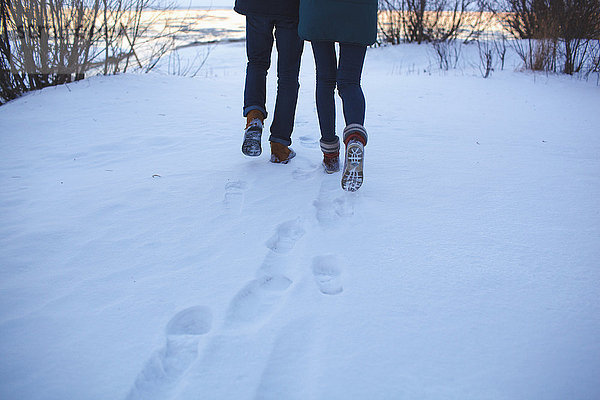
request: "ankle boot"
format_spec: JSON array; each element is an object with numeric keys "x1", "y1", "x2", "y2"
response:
[
  {"x1": 341, "y1": 124, "x2": 367, "y2": 191},
  {"x1": 323, "y1": 152, "x2": 340, "y2": 174},
  {"x1": 242, "y1": 110, "x2": 264, "y2": 156},
  {"x1": 270, "y1": 142, "x2": 296, "y2": 164},
  {"x1": 321, "y1": 138, "x2": 340, "y2": 173}
]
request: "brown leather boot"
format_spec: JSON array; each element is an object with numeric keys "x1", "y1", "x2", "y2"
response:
[
  {"x1": 245, "y1": 109, "x2": 264, "y2": 128},
  {"x1": 270, "y1": 142, "x2": 296, "y2": 164}
]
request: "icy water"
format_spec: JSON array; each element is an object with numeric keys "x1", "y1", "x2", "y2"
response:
[
  {"x1": 148, "y1": 9, "x2": 507, "y2": 48},
  {"x1": 143, "y1": 8, "x2": 245, "y2": 47}
]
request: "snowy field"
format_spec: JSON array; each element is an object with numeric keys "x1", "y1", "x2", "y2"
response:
[{"x1": 1, "y1": 41, "x2": 599, "y2": 399}]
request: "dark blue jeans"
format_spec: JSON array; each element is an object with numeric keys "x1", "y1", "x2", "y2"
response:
[
  {"x1": 243, "y1": 15, "x2": 304, "y2": 146},
  {"x1": 311, "y1": 41, "x2": 367, "y2": 145}
]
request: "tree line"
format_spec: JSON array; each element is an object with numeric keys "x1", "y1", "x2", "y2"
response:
[{"x1": 378, "y1": 0, "x2": 600, "y2": 76}]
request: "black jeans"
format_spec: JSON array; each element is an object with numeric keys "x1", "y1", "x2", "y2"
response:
[
  {"x1": 311, "y1": 41, "x2": 367, "y2": 145},
  {"x1": 243, "y1": 15, "x2": 304, "y2": 146}
]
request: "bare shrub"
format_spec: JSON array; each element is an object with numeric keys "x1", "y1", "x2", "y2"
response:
[
  {"x1": 512, "y1": 37, "x2": 558, "y2": 71},
  {"x1": 494, "y1": 32, "x2": 507, "y2": 69},
  {"x1": 1, "y1": 0, "x2": 186, "y2": 104},
  {"x1": 83, "y1": 0, "x2": 181, "y2": 74},
  {"x1": 590, "y1": 40, "x2": 600, "y2": 71},
  {"x1": 1, "y1": 0, "x2": 101, "y2": 104},
  {"x1": 431, "y1": 39, "x2": 462, "y2": 69},
  {"x1": 378, "y1": 0, "x2": 485, "y2": 44},
  {"x1": 493, "y1": 0, "x2": 600, "y2": 74},
  {"x1": 585, "y1": 39, "x2": 600, "y2": 82},
  {"x1": 476, "y1": 38, "x2": 494, "y2": 77},
  {"x1": 379, "y1": 0, "x2": 404, "y2": 44},
  {"x1": 166, "y1": 44, "x2": 213, "y2": 77}
]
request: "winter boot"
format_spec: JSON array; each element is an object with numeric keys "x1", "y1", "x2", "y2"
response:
[
  {"x1": 341, "y1": 124, "x2": 368, "y2": 192},
  {"x1": 242, "y1": 110, "x2": 264, "y2": 156},
  {"x1": 270, "y1": 141, "x2": 296, "y2": 164},
  {"x1": 323, "y1": 153, "x2": 340, "y2": 174},
  {"x1": 320, "y1": 138, "x2": 340, "y2": 174}
]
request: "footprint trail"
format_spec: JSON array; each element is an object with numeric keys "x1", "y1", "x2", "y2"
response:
[
  {"x1": 223, "y1": 276, "x2": 293, "y2": 330},
  {"x1": 126, "y1": 306, "x2": 212, "y2": 400},
  {"x1": 224, "y1": 218, "x2": 305, "y2": 331}
]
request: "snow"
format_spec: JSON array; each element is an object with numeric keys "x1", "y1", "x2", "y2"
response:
[{"x1": 1, "y1": 41, "x2": 599, "y2": 400}]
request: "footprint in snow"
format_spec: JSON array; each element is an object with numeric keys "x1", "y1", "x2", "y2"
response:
[
  {"x1": 312, "y1": 255, "x2": 343, "y2": 295},
  {"x1": 334, "y1": 195, "x2": 354, "y2": 218},
  {"x1": 223, "y1": 180, "x2": 247, "y2": 214},
  {"x1": 166, "y1": 306, "x2": 213, "y2": 336},
  {"x1": 254, "y1": 318, "x2": 316, "y2": 400},
  {"x1": 313, "y1": 178, "x2": 354, "y2": 227},
  {"x1": 292, "y1": 165, "x2": 319, "y2": 181},
  {"x1": 265, "y1": 218, "x2": 305, "y2": 254},
  {"x1": 313, "y1": 196, "x2": 338, "y2": 227},
  {"x1": 224, "y1": 276, "x2": 293, "y2": 330},
  {"x1": 256, "y1": 251, "x2": 294, "y2": 281},
  {"x1": 298, "y1": 135, "x2": 319, "y2": 148},
  {"x1": 291, "y1": 156, "x2": 319, "y2": 181},
  {"x1": 126, "y1": 306, "x2": 212, "y2": 400}
]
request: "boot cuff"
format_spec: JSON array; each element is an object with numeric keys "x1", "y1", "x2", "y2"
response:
[
  {"x1": 320, "y1": 137, "x2": 340, "y2": 154},
  {"x1": 343, "y1": 124, "x2": 368, "y2": 146}
]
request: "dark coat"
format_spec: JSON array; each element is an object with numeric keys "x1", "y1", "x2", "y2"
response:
[
  {"x1": 298, "y1": 0, "x2": 378, "y2": 45},
  {"x1": 234, "y1": 0, "x2": 300, "y2": 20}
]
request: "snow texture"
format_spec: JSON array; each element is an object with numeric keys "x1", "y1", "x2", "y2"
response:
[{"x1": 1, "y1": 42, "x2": 600, "y2": 400}]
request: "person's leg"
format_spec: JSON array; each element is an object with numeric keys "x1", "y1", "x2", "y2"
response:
[
  {"x1": 311, "y1": 41, "x2": 338, "y2": 146},
  {"x1": 243, "y1": 15, "x2": 275, "y2": 118},
  {"x1": 311, "y1": 41, "x2": 340, "y2": 172},
  {"x1": 268, "y1": 17, "x2": 304, "y2": 147},
  {"x1": 337, "y1": 43, "x2": 368, "y2": 191},
  {"x1": 337, "y1": 43, "x2": 367, "y2": 141},
  {"x1": 241, "y1": 16, "x2": 275, "y2": 156}
]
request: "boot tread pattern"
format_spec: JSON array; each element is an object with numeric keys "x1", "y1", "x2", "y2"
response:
[
  {"x1": 341, "y1": 141, "x2": 364, "y2": 192},
  {"x1": 242, "y1": 127, "x2": 262, "y2": 156}
]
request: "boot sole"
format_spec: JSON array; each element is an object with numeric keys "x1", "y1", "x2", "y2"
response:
[
  {"x1": 341, "y1": 142, "x2": 364, "y2": 191},
  {"x1": 242, "y1": 139, "x2": 262, "y2": 156},
  {"x1": 242, "y1": 129, "x2": 262, "y2": 156}
]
